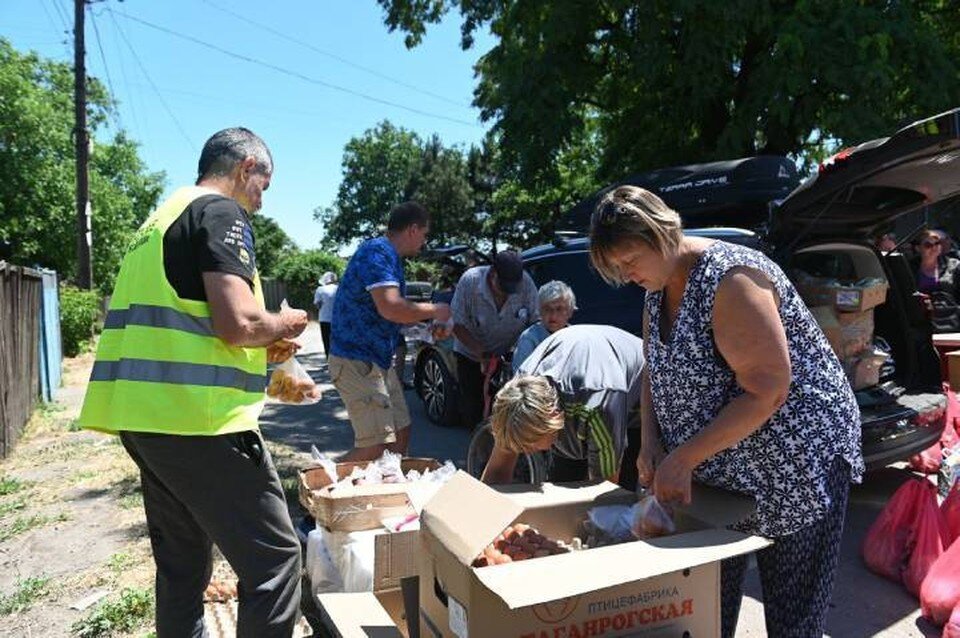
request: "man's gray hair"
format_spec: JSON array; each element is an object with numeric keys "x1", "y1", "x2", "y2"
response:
[
  {"x1": 538, "y1": 280, "x2": 577, "y2": 310},
  {"x1": 197, "y1": 127, "x2": 273, "y2": 182}
]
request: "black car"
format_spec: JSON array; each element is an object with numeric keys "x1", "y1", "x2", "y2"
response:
[{"x1": 421, "y1": 108, "x2": 960, "y2": 476}]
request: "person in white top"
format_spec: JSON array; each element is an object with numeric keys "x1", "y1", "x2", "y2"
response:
[{"x1": 314, "y1": 271, "x2": 338, "y2": 356}]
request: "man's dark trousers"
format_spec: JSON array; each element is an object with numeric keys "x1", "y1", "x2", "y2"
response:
[{"x1": 120, "y1": 430, "x2": 302, "y2": 638}]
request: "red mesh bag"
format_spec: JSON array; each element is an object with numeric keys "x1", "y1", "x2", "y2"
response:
[
  {"x1": 943, "y1": 601, "x2": 960, "y2": 638},
  {"x1": 903, "y1": 483, "x2": 947, "y2": 596},
  {"x1": 922, "y1": 539, "x2": 960, "y2": 626},
  {"x1": 862, "y1": 479, "x2": 928, "y2": 581},
  {"x1": 943, "y1": 483, "x2": 960, "y2": 548}
]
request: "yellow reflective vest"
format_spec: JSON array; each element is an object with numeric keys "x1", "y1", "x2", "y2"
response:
[{"x1": 79, "y1": 186, "x2": 267, "y2": 435}]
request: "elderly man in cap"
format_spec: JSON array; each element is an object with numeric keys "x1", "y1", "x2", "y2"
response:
[{"x1": 451, "y1": 250, "x2": 539, "y2": 428}]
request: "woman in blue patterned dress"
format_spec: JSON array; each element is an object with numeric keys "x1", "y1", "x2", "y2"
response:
[{"x1": 588, "y1": 185, "x2": 863, "y2": 637}]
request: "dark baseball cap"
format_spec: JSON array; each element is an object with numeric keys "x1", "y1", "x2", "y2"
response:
[{"x1": 493, "y1": 250, "x2": 524, "y2": 294}]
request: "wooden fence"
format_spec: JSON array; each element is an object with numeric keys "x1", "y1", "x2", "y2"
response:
[{"x1": 0, "y1": 263, "x2": 42, "y2": 459}]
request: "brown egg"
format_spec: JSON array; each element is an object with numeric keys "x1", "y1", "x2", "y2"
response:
[
  {"x1": 533, "y1": 549, "x2": 551, "y2": 558},
  {"x1": 513, "y1": 551, "x2": 531, "y2": 561}
]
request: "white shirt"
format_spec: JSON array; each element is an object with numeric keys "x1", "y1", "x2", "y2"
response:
[{"x1": 314, "y1": 283, "x2": 338, "y2": 322}]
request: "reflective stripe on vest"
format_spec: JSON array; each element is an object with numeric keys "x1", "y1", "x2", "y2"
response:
[
  {"x1": 91, "y1": 359, "x2": 267, "y2": 393},
  {"x1": 103, "y1": 304, "x2": 215, "y2": 337}
]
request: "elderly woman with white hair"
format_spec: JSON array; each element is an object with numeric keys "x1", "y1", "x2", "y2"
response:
[{"x1": 511, "y1": 280, "x2": 576, "y2": 373}]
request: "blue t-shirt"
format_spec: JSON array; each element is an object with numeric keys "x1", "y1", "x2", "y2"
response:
[{"x1": 330, "y1": 237, "x2": 405, "y2": 370}]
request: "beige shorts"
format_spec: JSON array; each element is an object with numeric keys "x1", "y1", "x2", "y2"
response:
[{"x1": 329, "y1": 355, "x2": 411, "y2": 448}]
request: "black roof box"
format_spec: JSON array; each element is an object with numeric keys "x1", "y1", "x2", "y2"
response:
[{"x1": 559, "y1": 155, "x2": 800, "y2": 232}]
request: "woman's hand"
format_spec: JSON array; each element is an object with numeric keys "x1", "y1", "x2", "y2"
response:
[
  {"x1": 636, "y1": 439, "x2": 665, "y2": 488},
  {"x1": 652, "y1": 448, "x2": 694, "y2": 505}
]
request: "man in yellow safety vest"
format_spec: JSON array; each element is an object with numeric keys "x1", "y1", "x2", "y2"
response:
[{"x1": 79, "y1": 127, "x2": 307, "y2": 637}]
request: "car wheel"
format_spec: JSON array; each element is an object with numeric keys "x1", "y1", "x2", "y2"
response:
[
  {"x1": 466, "y1": 420, "x2": 548, "y2": 484},
  {"x1": 416, "y1": 350, "x2": 459, "y2": 426}
]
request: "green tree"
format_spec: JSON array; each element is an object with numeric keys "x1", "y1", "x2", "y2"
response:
[
  {"x1": 250, "y1": 214, "x2": 296, "y2": 277},
  {"x1": 408, "y1": 135, "x2": 478, "y2": 244},
  {"x1": 377, "y1": 1, "x2": 960, "y2": 181},
  {"x1": 316, "y1": 121, "x2": 422, "y2": 248},
  {"x1": 0, "y1": 39, "x2": 164, "y2": 294},
  {"x1": 273, "y1": 249, "x2": 345, "y2": 310},
  {"x1": 317, "y1": 121, "x2": 484, "y2": 249}
]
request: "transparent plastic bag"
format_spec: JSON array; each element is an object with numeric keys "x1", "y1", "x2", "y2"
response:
[
  {"x1": 630, "y1": 495, "x2": 677, "y2": 540},
  {"x1": 586, "y1": 505, "x2": 635, "y2": 543},
  {"x1": 264, "y1": 300, "x2": 320, "y2": 405}
]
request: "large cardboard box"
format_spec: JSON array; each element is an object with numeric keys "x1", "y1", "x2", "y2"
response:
[
  {"x1": 947, "y1": 350, "x2": 960, "y2": 392},
  {"x1": 417, "y1": 472, "x2": 770, "y2": 638},
  {"x1": 315, "y1": 528, "x2": 421, "y2": 637},
  {"x1": 809, "y1": 307, "x2": 874, "y2": 358},
  {"x1": 318, "y1": 590, "x2": 408, "y2": 638},
  {"x1": 797, "y1": 280, "x2": 888, "y2": 313},
  {"x1": 299, "y1": 458, "x2": 440, "y2": 531}
]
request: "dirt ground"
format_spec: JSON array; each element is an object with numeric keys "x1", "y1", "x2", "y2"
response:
[{"x1": 0, "y1": 351, "x2": 313, "y2": 638}]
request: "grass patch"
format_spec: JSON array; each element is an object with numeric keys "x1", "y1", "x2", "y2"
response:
[
  {"x1": 71, "y1": 587, "x2": 153, "y2": 638},
  {"x1": 67, "y1": 418, "x2": 82, "y2": 432},
  {"x1": 0, "y1": 498, "x2": 27, "y2": 517},
  {"x1": 118, "y1": 493, "x2": 143, "y2": 510},
  {"x1": 0, "y1": 512, "x2": 69, "y2": 542},
  {"x1": 106, "y1": 552, "x2": 136, "y2": 576},
  {"x1": 0, "y1": 476, "x2": 25, "y2": 496},
  {"x1": 0, "y1": 575, "x2": 50, "y2": 615}
]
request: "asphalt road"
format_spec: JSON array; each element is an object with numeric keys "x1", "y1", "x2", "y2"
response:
[{"x1": 265, "y1": 323, "x2": 942, "y2": 637}]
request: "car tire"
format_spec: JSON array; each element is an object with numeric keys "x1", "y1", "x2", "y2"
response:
[
  {"x1": 415, "y1": 349, "x2": 460, "y2": 427},
  {"x1": 466, "y1": 420, "x2": 548, "y2": 484}
]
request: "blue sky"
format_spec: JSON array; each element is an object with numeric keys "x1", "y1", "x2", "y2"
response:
[{"x1": 2, "y1": 0, "x2": 493, "y2": 250}]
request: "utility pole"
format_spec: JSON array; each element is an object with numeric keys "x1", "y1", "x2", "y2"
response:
[{"x1": 74, "y1": 0, "x2": 93, "y2": 290}]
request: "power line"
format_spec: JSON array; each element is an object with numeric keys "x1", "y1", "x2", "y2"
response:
[
  {"x1": 103, "y1": 7, "x2": 145, "y2": 144},
  {"x1": 87, "y1": 6, "x2": 123, "y2": 131},
  {"x1": 199, "y1": 0, "x2": 470, "y2": 109},
  {"x1": 109, "y1": 9, "x2": 196, "y2": 151},
  {"x1": 49, "y1": 0, "x2": 71, "y2": 33},
  {"x1": 109, "y1": 8, "x2": 482, "y2": 129}
]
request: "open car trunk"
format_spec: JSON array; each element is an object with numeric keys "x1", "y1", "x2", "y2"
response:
[{"x1": 785, "y1": 241, "x2": 946, "y2": 468}]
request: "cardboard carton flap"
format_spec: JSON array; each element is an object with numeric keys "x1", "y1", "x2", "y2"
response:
[
  {"x1": 421, "y1": 471, "x2": 524, "y2": 566},
  {"x1": 474, "y1": 529, "x2": 771, "y2": 610},
  {"x1": 317, "y1": 592, "x2": 404, "y2": 637},
  {"x1": 673, "y1": 484, "x2": 758, "y2": 529}
]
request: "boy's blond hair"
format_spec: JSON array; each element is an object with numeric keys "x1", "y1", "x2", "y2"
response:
[{"x1": 490, "y1": 375, "x2": 565, "y2": 453}]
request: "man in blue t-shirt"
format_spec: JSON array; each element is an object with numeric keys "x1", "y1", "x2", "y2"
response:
[{"x1": 330, "y1": 202, "x2": 451, "y2": 461}]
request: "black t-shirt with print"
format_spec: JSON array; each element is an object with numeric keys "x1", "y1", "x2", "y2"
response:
[{"x1": 162, "y1": 194, "x2": 257, "y2": 301}]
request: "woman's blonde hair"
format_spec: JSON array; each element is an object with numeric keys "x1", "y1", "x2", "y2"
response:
[
  {"x1": 589, "y1": 185, "x2": 683, "y2": 285},
  {"x1": 490, "y1": 375, "x2": 565, "y2": 454}
]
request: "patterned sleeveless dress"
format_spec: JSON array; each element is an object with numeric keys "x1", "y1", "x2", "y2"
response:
[{"x1": 646, "y1": 241, "x2": 864, "y2": 537}]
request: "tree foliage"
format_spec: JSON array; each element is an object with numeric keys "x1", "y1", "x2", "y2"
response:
[
  {"x1": 273, "y1": 249, "x2": 345, "y2": 311},
  {"x1": 316, "y1": 121, "x2": 422, "y2": 248},
  {"x1": 377, "y1": 1, "x2": 960, "y2": 181},
  {"x1": 316, "y1": 121, "x2": 486, "y2": 250},
  {"x1": 250, "y1": 214, "x2": 296, "y2": 277},
  {"x1": 0, "y1": 39, "x2": 164, "y2": 294}
]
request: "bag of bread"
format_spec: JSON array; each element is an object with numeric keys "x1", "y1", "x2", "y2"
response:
[{"x1": 265, "y1": 354, "x2": 321, "y2": 405}]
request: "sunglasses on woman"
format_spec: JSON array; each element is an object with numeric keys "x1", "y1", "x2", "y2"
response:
[{"x1": 922, "y1": 240, "x2": 941, "y2": 248}]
